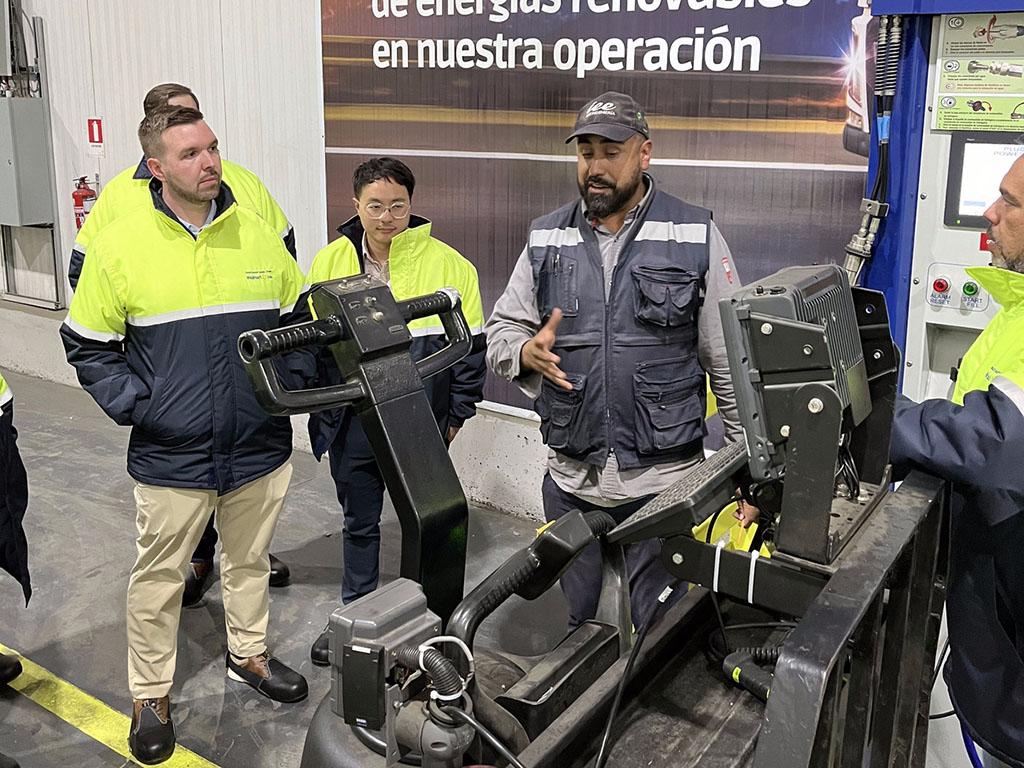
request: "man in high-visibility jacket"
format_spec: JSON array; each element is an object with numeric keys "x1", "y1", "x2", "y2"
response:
[
  {"x1": 0, "y1": 371, "x2": 31, "y2": 768},
  {"x1": 61, "y1": 106, "x2": 313, "y2": 764},
  {"x1": 304, "y1": 157, "x2": 487, "y2": 665},
  {"x1": 888, "y1": 154, "x2": 1024, "y2": 768},
  {"x1": 70, "y1": 83, "x2": 293, "y2": 608}
]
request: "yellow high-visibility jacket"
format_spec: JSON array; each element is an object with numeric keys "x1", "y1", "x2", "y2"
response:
[{"x1": 61, "y1": 180, "x2": 313, "y2": 493}]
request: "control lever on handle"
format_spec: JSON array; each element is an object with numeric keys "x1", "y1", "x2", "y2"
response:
[{"x1": 237, "y1": 288, "x2": 471, "y2": 416}]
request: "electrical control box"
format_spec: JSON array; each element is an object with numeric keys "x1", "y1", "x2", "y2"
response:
[
  {"x1": 2, "y1": 3, "x2": 12, "y2": 78},
  {"x1": 0, "y1": 97, "x2": 54, "y2": 226}
]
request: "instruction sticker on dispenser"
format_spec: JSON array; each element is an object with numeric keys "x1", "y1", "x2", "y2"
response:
[
  {"x1": 936, "y1": 13, "x2": 1024, "y2": 131},
  {"x1": 935, "y1": 95, "x2": 1024, "y2": 131},
  {"x1": 941, "y1": 12, "x2": 1024, "y2": 58},
  {"x1": 941, "y1": 60, "x2": 1024, "y2": 93}
]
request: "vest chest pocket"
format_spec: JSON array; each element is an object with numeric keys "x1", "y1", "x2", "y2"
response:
[
  {"x1": 535, "y1": 372, "x2": 588, "y2": 452},
  {"x1": 532, "y1": 250, "x2": 580, "y2": 319},
  {"x1": 633, "y1": 358, "x2": 704, "y2": 455},
  {"x1": 632, "y1": 265, "x2": 698, "y2": 328}
]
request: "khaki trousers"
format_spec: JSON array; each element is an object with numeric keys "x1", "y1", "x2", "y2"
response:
[{"x1": 126, "y1": 461, "x2": 292, "y2": 699}]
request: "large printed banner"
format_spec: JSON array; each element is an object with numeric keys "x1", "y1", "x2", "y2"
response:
[{"x1": 321, "y1": 0, "x2": 871, "y2": 406}]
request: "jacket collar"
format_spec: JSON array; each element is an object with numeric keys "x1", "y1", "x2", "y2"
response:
[
  {"x1": 148, "y1": 178, "x2": 237, "y2": 236},
  {"x1": 337, "y1": 214, "x2": 432, "y2": 271},
  {"x1": 966, "y1": 265, "x2": 1024, "y2": 308},
  {"x1": 133, "y1": 156, "x2": 153, "y2": 180}
]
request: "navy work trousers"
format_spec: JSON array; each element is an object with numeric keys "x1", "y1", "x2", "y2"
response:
[
  {"x1": 541, "y1": 473, "x2": 681, "y2": 631},
  {"x1": 329, "y1": 420, "x2": 386, "y2": 605}
]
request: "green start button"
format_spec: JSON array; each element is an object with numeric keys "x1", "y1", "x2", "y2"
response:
[{"x1": 963, "y1": 281, "x2": 980, "y2": 297}]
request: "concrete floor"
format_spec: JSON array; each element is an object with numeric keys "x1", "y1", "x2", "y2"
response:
[{"x1": 0, "y1": 370, "x2": 567, "y2": 767}]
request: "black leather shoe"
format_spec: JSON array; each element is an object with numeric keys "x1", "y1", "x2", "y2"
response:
[
  {"x1": 226, "y1": 651, "x2": 308, "y2": 703},
  {"x1": 269, "y1": 554, "x2": 290, "y2": 588},
  {"x1": 310, "y1": 628, "x2": 330, "y2": 667},
  {"x1": 128, "y1": 696, "x2": 175, "y2": 764},
  {"x1": 0, "y1": 750, "x2": 19, "y2": 768},
  {"x1": 0, "y1": 653, "x2": 22, "y2": 685},
  {"x1": 182, "y1": 562, "x2": 214, "y2": 608}
]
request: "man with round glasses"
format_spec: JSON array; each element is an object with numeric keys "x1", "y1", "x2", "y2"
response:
[{"x1": 304, "y1": 157, "x2": 487, "y2": 665}]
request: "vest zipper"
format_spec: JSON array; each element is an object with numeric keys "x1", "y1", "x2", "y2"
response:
[{"x1": 602, "y1": 240, "x2": 613, "y2": 462}]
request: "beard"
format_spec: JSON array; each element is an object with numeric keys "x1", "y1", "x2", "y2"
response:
[
  {"x1": 166, "y1": 173, "x2": 220, "y2": 205},
  {"x1": 578, "y1": 167, "x2": 643, "y2": 219},
  {"x1": 988, "y1": 228, "x2": 1024, "y2": 274}
]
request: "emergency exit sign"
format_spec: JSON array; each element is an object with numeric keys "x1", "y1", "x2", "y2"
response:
[{"x1": 87, "y1": 117, "x2": 104, "y2": 157}]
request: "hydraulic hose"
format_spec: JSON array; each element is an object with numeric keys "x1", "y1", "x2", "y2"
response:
[
  {"x1": 723, "y1": 650, "x2": 774, "y2": 702},
  {"x1": 395, "y1": 645, "x2": 463, "y2": 698}
]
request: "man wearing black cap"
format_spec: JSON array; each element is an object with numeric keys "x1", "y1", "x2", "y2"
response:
[{"x1": 485, "y1": 92, "x2": 743, "y2": 631}]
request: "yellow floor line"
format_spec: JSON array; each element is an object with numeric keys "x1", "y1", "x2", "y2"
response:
[{"x1": 0, "y1": 642, "x2": 221, "y2": 768}]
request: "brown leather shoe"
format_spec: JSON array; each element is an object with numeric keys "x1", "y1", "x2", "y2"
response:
[
  {"x1": 128, "y1": 696, "x2": 175, "y2": 764},
  {"x1": 226, "y1": 651, "x2": 308, "y2": 702}
]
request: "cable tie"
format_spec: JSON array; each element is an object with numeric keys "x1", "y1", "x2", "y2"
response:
[
  {"x1": 430, "y1": 688, "x2": 465, "y2": 703},
  {"x1": 712, "y1": 539, "x2": 726, "y2": 593},
  {"x1": 747, "y1": 550, "x2": 760, "y2": 604}
]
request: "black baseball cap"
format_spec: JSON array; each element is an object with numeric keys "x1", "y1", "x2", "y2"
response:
[{"x1": 565, "y1": 92, "x2": 650, "y2": 144}]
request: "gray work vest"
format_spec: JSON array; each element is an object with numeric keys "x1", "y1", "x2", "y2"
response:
[{"x1": 528, "y1": 181, "x2": 712, "y2": 470}]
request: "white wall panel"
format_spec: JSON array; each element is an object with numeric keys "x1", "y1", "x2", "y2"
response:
[
  {"x1": 18, "y1": 0, "x2": 326, "y2": 284},
  {"x1": 86, "y1": 0, "x2": 228, "y2": 177},
  {"x1": 218, "y1": 0, "x2": 327, "y2": 270}
]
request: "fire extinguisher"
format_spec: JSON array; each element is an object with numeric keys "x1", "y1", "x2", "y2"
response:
[{"x1": 72, "y1": 177, "x2": 97, "y2": 230}]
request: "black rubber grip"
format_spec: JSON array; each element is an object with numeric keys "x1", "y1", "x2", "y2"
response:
[
  {"x1": 398, "y1": 291, "x2": 456, "y2": 323},
  {"x1": 237, "y1": 317, "x2": 343, "y2": 363}
]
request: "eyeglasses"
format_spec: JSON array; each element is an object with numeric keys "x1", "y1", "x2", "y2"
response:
[{"x1": 362, "y1": 201, "x2": 410, "y2": 220}]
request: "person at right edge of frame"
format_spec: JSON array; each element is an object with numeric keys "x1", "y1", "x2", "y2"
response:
[
  {"x1": 882, "y1": 154, "x2": 1024, "y2": 768},
  {"x1": 485, "y1": 92, "x2": 743, "y2": 633}
]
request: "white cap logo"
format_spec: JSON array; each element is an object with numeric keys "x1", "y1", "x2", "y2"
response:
[{"x1": 585, "y1": 101, "x2": 616, "y2": 117}]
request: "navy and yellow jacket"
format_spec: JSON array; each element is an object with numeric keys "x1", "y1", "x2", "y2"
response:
[
  {"x1": 69, "y1": 158, "x2": 295, "y2": 291},
  {"x1": 60, "y1": 181, "x2": 314, "y2": 494},
  {"x1": 305, "y1": 215, "x2": 486, "y2": 459},
  {"x1": 890, "y1": 265, "x2": 1024, "y2": 766}
]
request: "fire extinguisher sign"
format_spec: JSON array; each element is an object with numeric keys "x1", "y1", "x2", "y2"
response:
[{"x1": 87, "y1": 117, "x2": 104, "y2": 157}]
